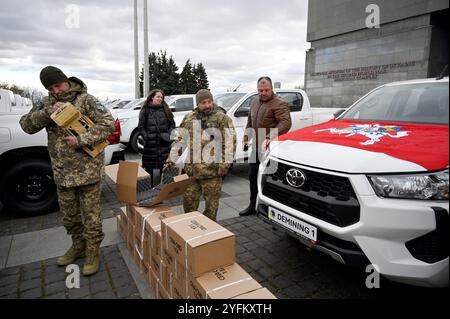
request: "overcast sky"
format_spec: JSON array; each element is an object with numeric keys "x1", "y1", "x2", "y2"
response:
[{"x1": 0, "y1": 0, "x2": 310, "y2": 100}]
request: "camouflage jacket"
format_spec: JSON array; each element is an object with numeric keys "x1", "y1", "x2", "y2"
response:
[
  {"x1": 19, "y1": 77, "x2": 115, "y2": 187},
  {"x1": 169, "y1": 105, "x2": 236, "y2": 180}
]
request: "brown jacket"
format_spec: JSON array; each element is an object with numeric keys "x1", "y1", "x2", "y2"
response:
[{"x1": 245, "y1": 94, "x2": 292, "y2": 149}]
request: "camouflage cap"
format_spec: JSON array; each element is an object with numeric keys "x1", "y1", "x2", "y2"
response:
[{"x1": 40, "y1": 66, "x2": 69, "y2": 89}]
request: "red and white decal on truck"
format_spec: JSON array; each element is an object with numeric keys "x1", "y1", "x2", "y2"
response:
[{"x1": 276, "y1": 119, "x2": 449, "y2": 171}]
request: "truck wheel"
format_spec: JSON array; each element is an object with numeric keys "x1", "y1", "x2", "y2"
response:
[
  {"x1": 0, "y1": 158, "x2": 58, "y2": 217},
  {"x1": 130, "y1": 131, "x2": 144, "y2": 154}
]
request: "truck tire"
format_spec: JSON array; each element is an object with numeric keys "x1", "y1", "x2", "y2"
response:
[
  {"x1": 0, "y1": 158, "x2": 58, "y2": 217},
  {"x1": 130, "y1": 130, "x2": 144, "y2": 154}
]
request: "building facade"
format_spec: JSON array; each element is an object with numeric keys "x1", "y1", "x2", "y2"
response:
[{"x1": 305, "y1": 0, "x2": 449, "y2": 108}]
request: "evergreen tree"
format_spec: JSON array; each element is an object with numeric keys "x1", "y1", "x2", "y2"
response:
[
  {"x1": 139, "y1": 51, "x2": 209, "y2": 96},
  {"x1": 179, "y1": 59, "x2": 197, "y2": 94},
  {"x1": 193, "y1": 63, "x2": 209, "y2": 91}
]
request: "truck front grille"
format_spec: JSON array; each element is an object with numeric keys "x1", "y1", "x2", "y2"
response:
[{"x1": 262, "y1": 161, "x2": 360, "y2": 227}]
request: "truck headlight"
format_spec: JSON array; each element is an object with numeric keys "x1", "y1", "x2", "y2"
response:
[{"x1": 368, "y1": 170, "x2": 449, "y2": 200}]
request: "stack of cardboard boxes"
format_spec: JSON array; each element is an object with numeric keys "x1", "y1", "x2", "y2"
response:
[{"x1": 109, "y1": 161, "x2": 276, "y2": 299}]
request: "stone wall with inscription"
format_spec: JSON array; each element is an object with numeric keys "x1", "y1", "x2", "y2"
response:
[{"x1": 305, "y1": 15, "x2": 431, "y2": 108}]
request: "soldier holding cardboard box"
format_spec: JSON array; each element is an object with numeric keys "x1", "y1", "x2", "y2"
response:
[
  {"x1": 165, "y1": 89, "x2": 236, "y2": 221},
  {"x1": 19, "y1": 66, "x2": 115, "y2": 276}
]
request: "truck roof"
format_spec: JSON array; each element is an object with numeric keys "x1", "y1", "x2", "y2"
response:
[{"x1": 384, "y1": 76, "x2": 448, "y2": 87}]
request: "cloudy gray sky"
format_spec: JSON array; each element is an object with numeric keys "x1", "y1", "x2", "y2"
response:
[{"x1": 0, "y1": 0, "x2": 309, "y2": 100}]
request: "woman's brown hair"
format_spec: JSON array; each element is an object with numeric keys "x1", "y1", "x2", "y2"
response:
[{"x1": 144, "y1": 89, "x2": 174, "y2": 120}]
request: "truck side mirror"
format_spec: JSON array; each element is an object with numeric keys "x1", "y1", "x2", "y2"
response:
[{"x1": 333, "y1": 108, "x2": 346, "y2": 118}]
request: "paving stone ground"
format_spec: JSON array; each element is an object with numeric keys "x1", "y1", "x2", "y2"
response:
[{"x1": 0, "y1": 155, "x2": 447, "y2": 299}]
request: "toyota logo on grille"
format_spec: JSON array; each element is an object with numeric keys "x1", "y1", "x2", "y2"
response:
[{"x1": 286, "y1": 169, "x2": 306, "y2": 188}]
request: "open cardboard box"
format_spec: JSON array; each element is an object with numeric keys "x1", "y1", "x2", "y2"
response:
[{"x1": 105, "y1": 161, "x2": 195, "y2": 207}]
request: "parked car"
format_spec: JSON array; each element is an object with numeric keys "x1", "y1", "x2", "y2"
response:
[
  {"x1": 0, "y1": 109, "x2": 124, "y2": 217},
  {"x1": 218, "y1": 89, "x2": 339, "y2": 161},
  {"x1": 117, "y1": 95, "x2": 196, "y2": 153},
  {"x1": 107, "y1": 99, "x2": 132, "y2": 110},
  {"x1": 257, "y1": 77, "x2": 449, "y2": 287},
  {"x1": 0, "y1": 89, "x2": 17, "y2": 112}
]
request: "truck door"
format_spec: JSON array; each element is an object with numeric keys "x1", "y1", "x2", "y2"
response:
[
  {"x1": 232, "y1": 94, "x2": 257, "y2": 161},
  {"x1": 277, "y1": 92, "x2": 312, "y2": 130}
]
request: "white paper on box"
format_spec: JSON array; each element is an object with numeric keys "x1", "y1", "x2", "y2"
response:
[{"x1": 205, "y1": 277, "x2": 253, "y2": 299}]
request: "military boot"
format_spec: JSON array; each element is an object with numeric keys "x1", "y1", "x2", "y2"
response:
[
  {"x1": 82, "y1": 248, "x2": 100, "y2": 276},
  {"x1": 56, "y1": 242, "x2": 86, "y2": 266}
]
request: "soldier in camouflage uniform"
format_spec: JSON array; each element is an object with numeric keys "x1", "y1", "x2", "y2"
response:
[
  {"x1": 19, "y1": 66, "x2": 115, "y2": 276},
  {"x1": 166, "y1": 89, "x2": 236, "y2": 221}
]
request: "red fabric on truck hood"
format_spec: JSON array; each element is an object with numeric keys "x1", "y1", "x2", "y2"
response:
[{"x1": 276, "y1": 119, "x2": 449, "y2": 171}]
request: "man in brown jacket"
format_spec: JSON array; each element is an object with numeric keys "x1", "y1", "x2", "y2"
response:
[{"x1": 239, "y1": 76, "x2": 292, "y2": 216}]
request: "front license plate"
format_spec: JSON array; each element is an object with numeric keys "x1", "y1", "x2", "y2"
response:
[{"x1": 269, "y1": 207, "x2": 317, "y2": 242}]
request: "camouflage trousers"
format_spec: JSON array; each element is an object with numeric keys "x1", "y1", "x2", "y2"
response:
[
  {"x1": 183, "y1": 177, "x2": 223, "y2": 221},
  {"x1": 56, "y1": 181, "x2": 104, "y2": 251}
]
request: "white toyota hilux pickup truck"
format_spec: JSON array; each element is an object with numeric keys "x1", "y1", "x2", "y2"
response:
[
  {"x1": 0, "y1": 109, "x2": 124, "y2": 217},
  {"x1": 257, "y1": 77, "x2": 449, "y2": 287}
]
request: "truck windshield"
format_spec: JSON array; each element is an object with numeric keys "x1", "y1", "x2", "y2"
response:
[
  {"x1": 340, "y1": 82, "x2": 449, "y2": 125},
  {"x1": 215, "y1": 93, "x2": 246, "y2": 111}
]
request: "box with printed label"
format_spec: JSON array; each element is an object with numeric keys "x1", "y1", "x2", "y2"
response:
[
  {"x1": 161, "y1": 212, "x2": 235, "y2": 277},
  {"x1": 133, "y1": 204, "x2": 172, "y2": 240},
  {"x1": 188, "y1": 263, "x2": 261, "y2": 299},
  {"x1": 145, "y1": 211, "x2": 177, "y2": 259},
  {"x1": 232, "y1": 287, "x2": 277, "y2": 299}
]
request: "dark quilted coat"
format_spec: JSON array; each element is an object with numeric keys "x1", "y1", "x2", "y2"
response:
[{"x1": 138, "y1": 104, "x2": 175, "y2": 170}]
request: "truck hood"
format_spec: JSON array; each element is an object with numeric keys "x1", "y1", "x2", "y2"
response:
[{"x1": 272, "y1": 119, "x2": 448, "y2": 173}]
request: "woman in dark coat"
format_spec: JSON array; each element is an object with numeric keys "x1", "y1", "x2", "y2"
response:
[{"x1": 138, "y1": 89, "x2": 175, "y2": 186}]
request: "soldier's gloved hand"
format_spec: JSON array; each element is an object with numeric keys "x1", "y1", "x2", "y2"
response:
[{"x1": 163, "y1": 161, "x2": 174, "y2": 171}]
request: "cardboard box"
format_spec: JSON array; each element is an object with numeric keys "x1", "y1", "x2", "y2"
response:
[
  {"x1": 50, "y1": 102, "x2": 108, "y2": 158},
  {"x1": 116, "y1": 215, "x2": 122, "y2": 237},
  {"x1": 150, "y1": 255, "x2": 168, "y2": 289},
  {"x1": 161, "y1": 212, "x2": 235, "y2": 277},
  {"x1": 117, "y1": 206, "x2": 128, "y2": 242},
  {"x1": 110, "y1": 161, "x2": 195, "y2": 207},
  {"x1": 105, "y1": 162, "x2": 148, "y2": 184},
  {"x1": 140, "y1": 260, "x2": 149, "y2": 279},
  {"x1": 133, "y1": 204, "x2": 172, "y2": 240},
  {"x1": 171, "y1": 282, "x2": 186, "y2": 299},
  {"x1": 127, "y1": 223, "x2": 135, "y2": 250},
  {"x1": 126, "y1": 205, "x2": 135, "y2": 225},
  {"x1": 157, "y1": 280, "x2": 171, "y2": 299},
  {"x1": 233, "y1": 287, "x2": 277, "y2": 299},
  {"x1": 164, "y1": 250, "x2": 186, "y2": 289},
  {"x1": 188, "y1": 263, "x2": 262, "y2": 299},
  {"x1": 134, "y1": 229, "x2": 150, "y2": 267},
  {"x1": 149, "y1": 269, "x2": 158, "y2": 296},
  {"x1": 145, "y1": 211, "x2": 177, "y2": 259},
  {"x1": 120, "y1": 206, "x2": 128, "y2": 219}
]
